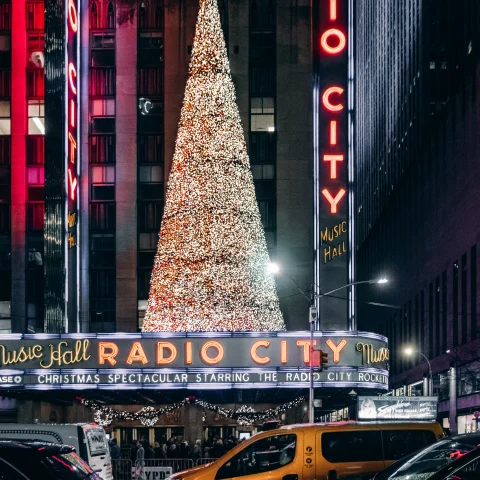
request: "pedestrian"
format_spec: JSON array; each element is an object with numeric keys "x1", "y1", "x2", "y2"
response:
[
  {"x1": 192, "y1": 439, "x2": 202, "y2": 461},
  {"x1": 109, "y1": 438, "x2": 121, "y2": 460},
  {"x1": 154, "y1": 441, "x2": 164, "y2": 458},
  {"x1": 210, "y1": 439, "x2": 225, "y2": 459},
  {"x1": 135, "y1": 439, "x2": 146, "y2": 480}
]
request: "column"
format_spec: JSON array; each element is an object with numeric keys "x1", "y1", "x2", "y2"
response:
[
  {"x1": 11, "y1": 0, "x2": 27, "y2": 332},
  {"x1": 449, "y1": 366, "x2": 457, "y2": 434},
  {"x1": 115, "y1": 4, "x2": 138, "y2": 331}
]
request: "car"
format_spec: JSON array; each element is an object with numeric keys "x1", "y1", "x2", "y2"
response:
[
  {"x1": 373, "y1": 432, "x2": 480, "y2": 480},
  {"x1": 0, "y1": 440, "x2": 103, "y2": 479}
]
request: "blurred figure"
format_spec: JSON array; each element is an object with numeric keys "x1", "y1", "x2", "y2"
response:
[
  {"x1": 109, "y1": 438, "x2": 121, "y2": 460},
  {"x1": 192, "y1": 439, "x2": 202, "y2": 461}
]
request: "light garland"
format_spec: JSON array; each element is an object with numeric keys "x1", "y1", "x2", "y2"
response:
[
  {"x1": 78, "y1": 396, "x2": 305, "y2": 427},
  {"x1": 141, "y1": 0, "x2": 285, "y2": 332}
]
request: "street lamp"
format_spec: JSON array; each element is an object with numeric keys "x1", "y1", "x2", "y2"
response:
[
  {"x1": 404, "y1": 347, "x2": 433, "y2": 396},
  {"x1": 268, "y1": 264, "x2": 389, "y2": 423}
]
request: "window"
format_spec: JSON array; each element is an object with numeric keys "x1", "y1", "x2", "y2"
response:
[
  {"x1": 26, "y1": 1, "x2": 44, "y2": 31},
  {"x1": 321, "y1": 431, "x2": 383, "y2": 463},
  {"x1": 138, "y1": 67, "x2": 164, "y2": 96},
  {"x1": 27, "y1": 99, "x2": 44, "y2": 135},
  {"x1": 139, "y1": 232, "x2": 157, "y2": 250},
  {"x1": 0, "y1": 100, "x2": 10, "y2": 134},
  {"x1": 27, "y1": 166, "x2": 44, "y2": 202},
  {"x1": 462, "y1": 253, "x2": 467, "y2": 344},
  {"x1": 90, "y1": 2, "x2": 98, "y2": 29},
  {"x1": 89, "y1": 135, "x2": 115, "y2": 164},
  {"x1": 91, "y1": 33, "x2": 115, "y2": 67},
  {"x1": 258, "y1": 200, "x2": 275, "y2": 229},
  {"x1": 451, "y1": 454, "x2": 480, "y2": 479},
  {"x1": 26, "y1": 203, "x2": 43, "y2": 231},
  {"x1": 91, "y1": 117, "x2": 115, "y2": 134},
  {"x1": 471, "y1": 245, "x2": 477, "y2": 340},
  {"x1": 27, "y1": 34, "x2": 44, "y2": 68},
  {"x1": 0, "y1": 165, "x2": 8, "y2": 203},
  {"x1": 0, "y1": 68, "x2": 10, "y2": 98},
  {"x1": 90, "y1": 234, "x2": 115, "y2": 268},
  {"x1": 138, "y1": 201, "x2": 162, "y2": 231},
  {"x1": 107, "y1": 2, "x2": 115, "y2": 29},
  {"x1": 90, "y1": 99, "x2": 115, "y2": 116},
  {"x1": 26, "y1": 68, "x2": 44, "y2": 98},
  {"x1": 89, "y1": 203, "x2": 115, "y2": 231},
  {"x1": 91, "y1": 165, "x2": 115, "y2": 200},
  {"x1": 453, "y1": 261, "x2": 459, "y2": 346},
  {"x1": 251, "y1": 164, "x2": 274, "y2": 180},
  {"x1": 382, "y1": 430, "x2": 436, "y2": 461},
  {"x1": 139, "y1": 165, "x2": 163, "y2": 182},
  {"x1": 138, "y1": 32, "x2": 163, "y2": 66},
  {"x1": 90, "y1": 270, "x2": 115, "y2": 298},
  {"x1": 138, "y1": 135, "x2": 163, "y2": 163},
  {"x1": 215, "y1": 434, "x2": 296, "y2": 479},
  {"x1": 251, "y1": 97, "x2": 274, "y2": 132},
  {"x1": 0, "y1": 457, "x2": 28, "y2": 479},
  {"x1": 137, "y1": 100, "x2": 163, "y2": 133},
  {"x1": 0, "y1": 3, "x2": 11, "y2": 31},
  {"x1": 26, "y1": 136, "x2": 44, "y2": 165},
  {"x1": 138, "y1": 1, "x2": 164, "y2": 30},
  {"x1": 90, "y1": 67, "x2": 115, "y2": 96},
  {"x1": 250, "y1": 132, "x2": 275, "y2": 164}
]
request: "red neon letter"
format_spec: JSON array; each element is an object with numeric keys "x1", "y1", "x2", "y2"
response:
[
  {"x1": 68, "y1": 0, "x2": 78, "y2": 32},
  {"x1": 70, "y1": 100, "x2": 75, "y2": 128},
  {"x1": 322, "y1": 188, "x2": 346, "y2": 213},
  {"x1": 329, "y1": 120, "x2": 337, "y2": 145},
  {"x1": 323, "y1": 154, "x2": 344, "y2": 179},
  {"x1": 329, "y1": 0, "x2": 337, "y2": 20},
  {"x1": 321, "y1": 28, "x2": 346, "y2": 54},
  {"x1": 68, "y1": 133, "x2": 76, "y2": 164},
  {"x1": 68, "y1": 168, "x2": 77, "y2": 201},
  {"x1": 68, "y1": 63, "x2": 77, "y2": 95},
  {"x1": 322, "y1": 87, "x2": 344, "y2": 112}
]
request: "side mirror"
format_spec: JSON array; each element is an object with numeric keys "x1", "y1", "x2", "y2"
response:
[{"x1": 327, "y1": 470, "x2": 338, "y2": 480}]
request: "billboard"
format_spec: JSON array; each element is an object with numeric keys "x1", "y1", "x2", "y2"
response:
[
  {"x1": 357, "y1": 396, "x2": 438, "y2": 421},
  {"x1": 0, "y1": 331, "x2": 389, "y2": 390}
]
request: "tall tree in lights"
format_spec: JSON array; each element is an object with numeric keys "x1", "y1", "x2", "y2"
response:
[{"x1": 142, "y1": 0, "x2": 285, "y2": 332}]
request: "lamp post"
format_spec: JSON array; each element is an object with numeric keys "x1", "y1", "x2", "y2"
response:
[
  {"x1": 268, "y1": 264, "x2": 388, "y2": 424},
  {"x1": 405, "y1": 347, "x2": 433, "y2": 395}
]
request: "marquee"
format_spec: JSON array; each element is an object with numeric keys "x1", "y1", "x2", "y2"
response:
[{"x1": 0, "y1": 331, "x2": 389, "y2": 390}]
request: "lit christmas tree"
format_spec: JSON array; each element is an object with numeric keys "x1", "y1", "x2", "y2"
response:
[{"x1": 142, "y1": 0, "x2": 285, "y2": 332}]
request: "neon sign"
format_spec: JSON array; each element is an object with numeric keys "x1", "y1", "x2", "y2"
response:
[
  {"x1": 313, "y1": 0, "x2": 350, "y2": 328},
  {"x1": 0, "y1": 332, "x2": 389, "y2": 389},
  {"x1": 66, "y1": 0, "x2": 79, "y2": 244}
]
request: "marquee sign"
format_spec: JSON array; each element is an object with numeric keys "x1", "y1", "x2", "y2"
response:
[
  {"x1": 0, "y1": 332, "x2": 388, "y2": 390},
  {"x1": 313, "y1": 0, "x2": 352, "y2": 329}
]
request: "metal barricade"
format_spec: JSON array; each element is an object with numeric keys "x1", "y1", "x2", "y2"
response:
[
  {"x1": 143, "y1": 458, "x2": 195, "y2": 474},
  {"x1": 195, "y1": 458, "x2": 219, "y2": 466},
  {"x1": 112, "y1": 459, "x2": 132, "y2": 480}
]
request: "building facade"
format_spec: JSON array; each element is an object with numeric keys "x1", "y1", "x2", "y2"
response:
[
  {"x1": 355, "y1": 0, "x2": 480, "y2": 433},
  {"x1": 1, "y1": 0, "x2": 312, "y2": 334}
]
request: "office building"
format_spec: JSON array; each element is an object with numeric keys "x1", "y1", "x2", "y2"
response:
[
  {"x1": 355, "y1": 0, "x2": 480, "y2": 433},
  {"x1": 1, "y1": 0, "x2": 312, "y2": 334}
]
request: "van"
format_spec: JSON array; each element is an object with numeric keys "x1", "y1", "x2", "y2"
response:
[
  {"x1": 167, "y1": 421, "x2": 444, "y2": 480},
  {"x1": 0, "y1": 423, "x2": 113, "y2": 480}
]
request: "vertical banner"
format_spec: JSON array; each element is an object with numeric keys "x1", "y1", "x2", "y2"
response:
[
  {"x1": 66, "y1": 0, "x2": 80, "y2": 330},
  {"x1": 313, "y1": 0, "x2": 349, "y2": 330}
]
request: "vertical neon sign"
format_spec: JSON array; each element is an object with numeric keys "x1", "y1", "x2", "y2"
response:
[
  {"x1": 66, "y1": 0, "x2": 79, "y2": 328},
  {"x1": 313, "y1": 0, "x2": 350, "y2": 329}
]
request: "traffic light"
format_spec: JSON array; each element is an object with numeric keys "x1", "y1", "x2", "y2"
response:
[{"x1": 320, "y1": 350, "x2": 328, "y2": 368}]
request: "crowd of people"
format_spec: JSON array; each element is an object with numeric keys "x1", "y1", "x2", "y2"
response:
[{"x1": 110, "y1": 434, "x2": 244, "y2": 463}]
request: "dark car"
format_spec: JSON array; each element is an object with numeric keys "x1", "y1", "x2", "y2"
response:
[
  {"x1": 0, "y1": 440, "x2": 102, "y2": 480},
  {"x1": 373, "y1": 432, "x2": 480, "y2": 480}
]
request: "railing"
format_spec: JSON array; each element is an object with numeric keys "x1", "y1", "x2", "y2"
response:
[
  {"x1": 113, "y1": 459, "x2": 196, "y2": 480},
  {"x1": 196, "y1": 458, "x2": 219, "y2": 466}
]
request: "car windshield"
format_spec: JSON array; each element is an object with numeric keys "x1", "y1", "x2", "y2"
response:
[
  {"x1": 42, "y1": 451, "x2": 100, "y2": 479},
  {"x1": 375, "y1": 438, "x2": 480, "y2": 480}
]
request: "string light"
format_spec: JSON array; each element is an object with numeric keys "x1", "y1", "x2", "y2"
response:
[
  {"x1": 142, "y1": 0, "x2": 285, "y2": 332},
  {"x1": 78, "y1": 396, "x2": 305, "y2": 427}
]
